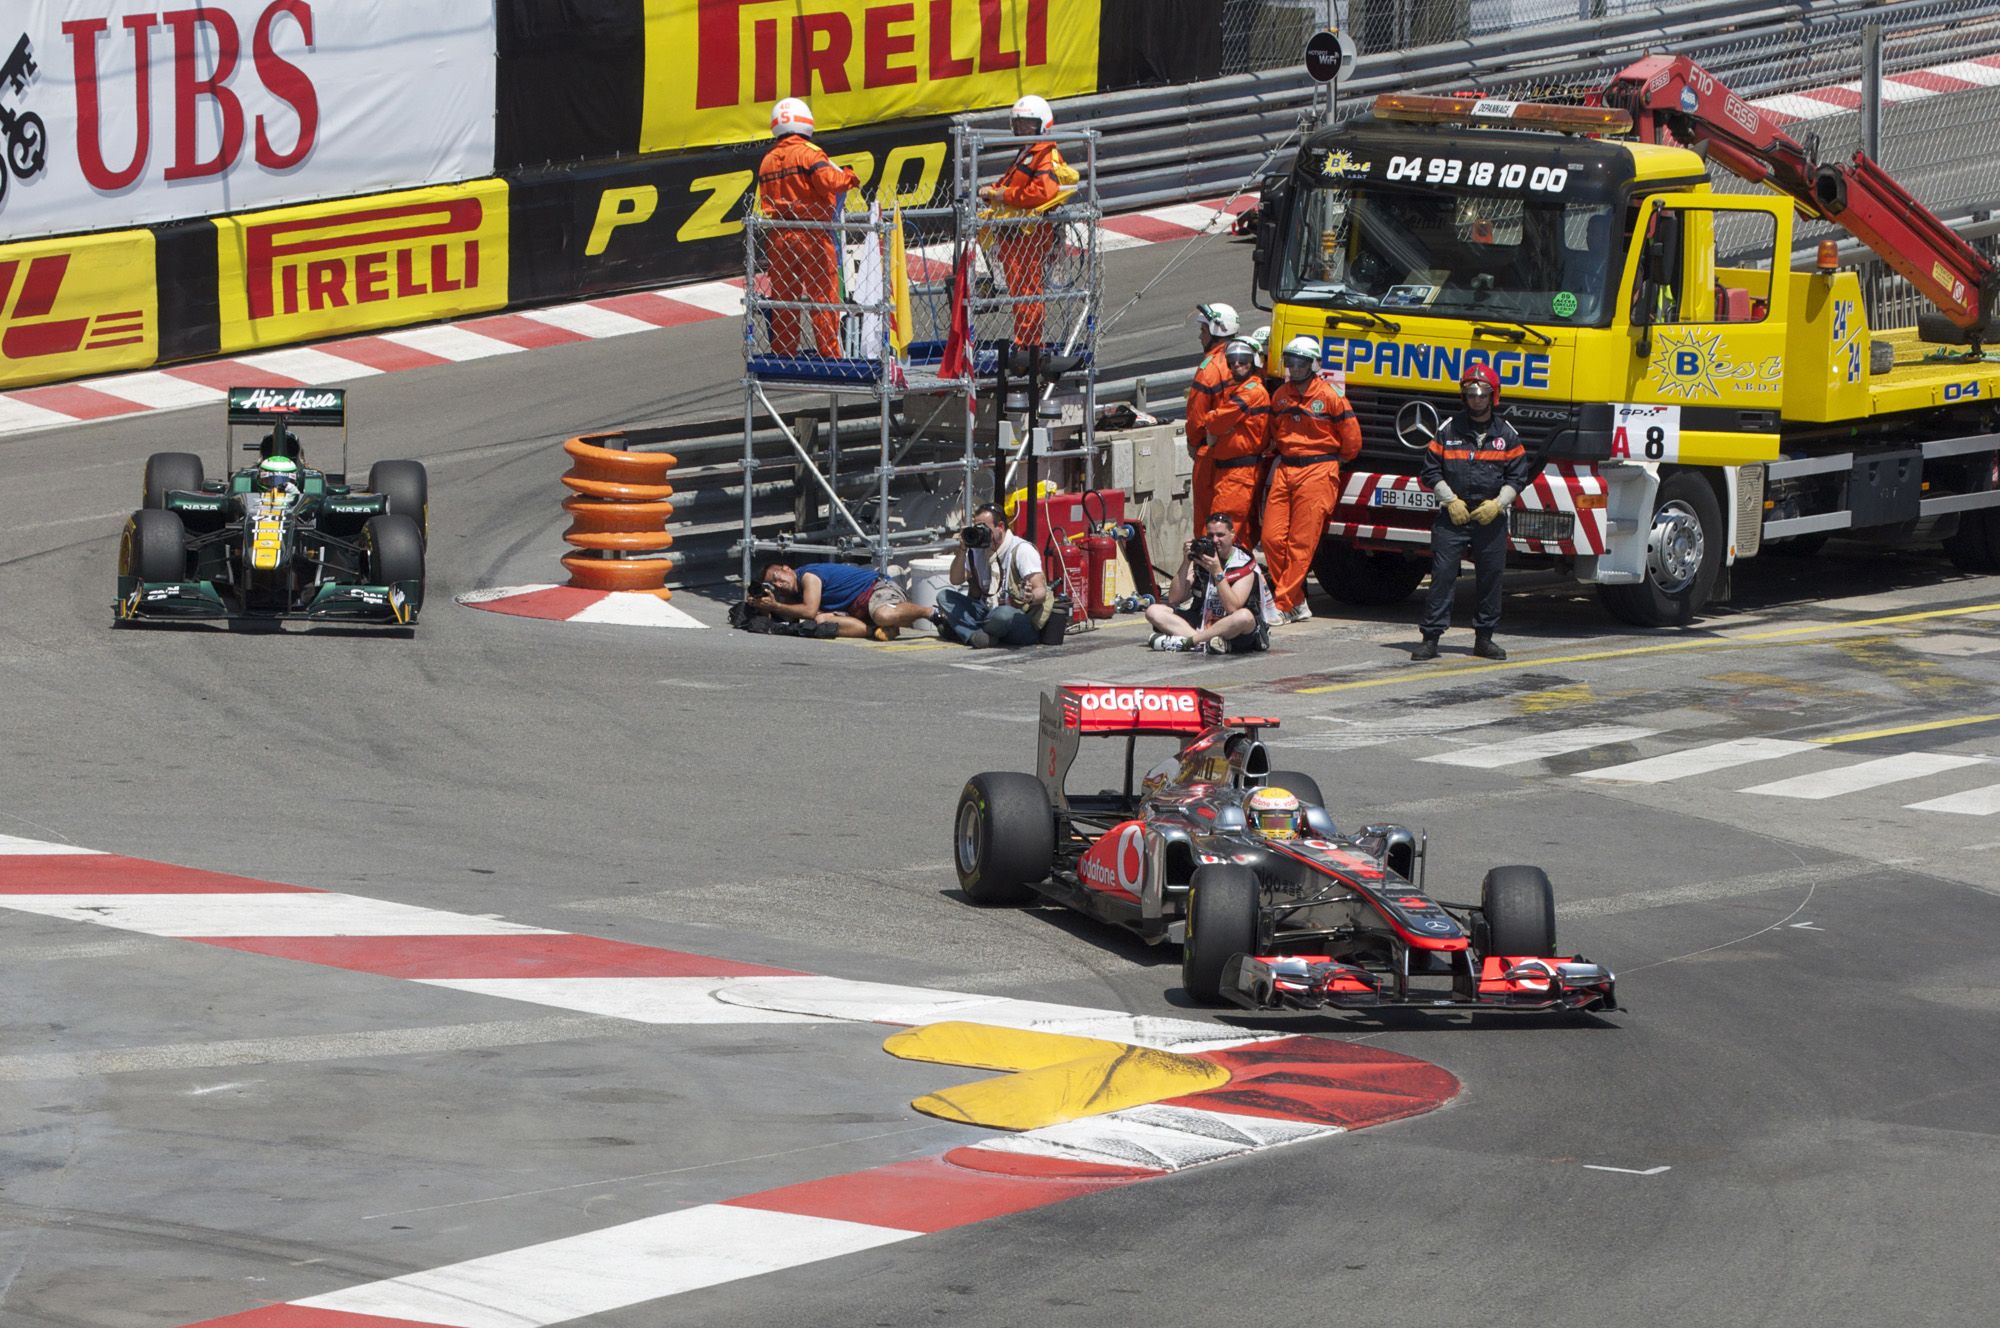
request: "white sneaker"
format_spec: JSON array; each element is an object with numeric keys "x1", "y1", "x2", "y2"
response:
[
  {"x1": 1204, "y1": 638, "x2": 1229, "y2": 655},
  {"x1": 1289, "y1": 603, "x2": 1313, "y2": 623},
  {"x1": 1152, "y1": 634, "x2": 1190, "y2": 652}
]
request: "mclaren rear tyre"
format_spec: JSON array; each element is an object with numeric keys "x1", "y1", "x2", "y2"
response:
[
  {"x1": 1481, "y1": 865, "x2": 1557, "y2": 958},
  {"x1": 1182, "y1": 864, "x2": 1261, "y2": 1004},
  {"x1": 954, "y1": 772, "x2": 1054, "y2": 906},
  {"x1": 1597, "y1": 472, "x2": 1723, "y2": 628},
  {"x1": 142, "y1": 452, "x2": 205, "y2": 510},
  {"x1": 1263, "y1": 770, "x2": 1325, "y2": 810},
  {"x1": 1943, "y1": 509, "x2": 2000, "y2": 574},
  {"x1": 1313, "y1": 542, "x2": 1428, "y2": 607},
  {"x1": 364, "y1": 514, "x2": 426, "y2": 610},
  {"x1": 120, "y1": 508, "x2": 188, "y2": 584},
  {"x1": 367, "y1": 460, "x2": 430, "y2": 545}
]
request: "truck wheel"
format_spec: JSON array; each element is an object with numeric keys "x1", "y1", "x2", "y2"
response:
[
  {"x1": 1313, "y1": 543, "x2": 1428, "y2": 606},
  {"x1": 142, "y1": 453, "x2": 204, "y2": 510},
  {"x1": 1481, "y1": 865, "x2": 1556, "y2": 957},
  {"x1": 367, "y1": 460, "x2": 430, "y2": 545},
  {"x1": 1597, "y1": 472, "x2": 1722, "y2": 627},
  {"x1": 120, "y1": 509, "x2": 188, "y2": 582},
  {"x1": 954, "y1": 772, "x2": 1054, "y2": 906},
  {"x1": 1263, "y1": 770, "x2": 1324, "y2": 809},
  {"x1": 1182, "y1": 864, "x2": 1261, "y2": 1004},
  {"x1": 1943, "y1": 509, "x2": 2000, "y2": 573},
  {"x1": 364, "y1": 514, "x2": 425, "y2": 601}
]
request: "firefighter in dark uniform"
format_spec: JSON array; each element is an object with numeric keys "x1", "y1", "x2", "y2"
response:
[{"x1": 1412, "y1": 362, "x2": 1533, "y2": 661}]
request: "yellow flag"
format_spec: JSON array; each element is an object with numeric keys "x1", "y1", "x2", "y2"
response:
[{"x1": 889, "y1": 204, "x2": 913, "y2": 358}]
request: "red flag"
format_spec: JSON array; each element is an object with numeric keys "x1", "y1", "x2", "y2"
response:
[{"x1": 940, "y1": 251, "x2": 973, "y2": 380}]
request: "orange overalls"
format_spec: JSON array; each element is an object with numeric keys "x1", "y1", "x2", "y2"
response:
[
  {"x1": 1263, "y1": 376, "x2": 1362, "y2": 614},
  {"x1": 756, "y1": 136, "x2": 860, "y2": 358},
  {"x1": 992, "y1": 141, "x2": 1068, "y2": 347},
  {"x1": 1186, "y1": 342, "x2": 1231, "y2": 524},
  {"x1": 1201, "y1": 372, "x2": 1271, "y2": 532}
]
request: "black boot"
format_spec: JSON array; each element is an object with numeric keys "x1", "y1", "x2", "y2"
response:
[
  {"x1": 1410, "y1": 635, "x2": 1440, "y2": 661},
  {"x1": 1473, "y1": 633, "x2": 1506, "y2": 660}
]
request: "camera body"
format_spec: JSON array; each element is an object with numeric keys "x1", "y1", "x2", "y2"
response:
[
  {"x1": 1189, "y1": 536, "x2": 1217, "y2": 561},
  {"x1": 752, "y1": 580, "x2": 775, "y2": 600},
  {"x1": 962, "y1": 523, "x2": 993, "y2": 550}
]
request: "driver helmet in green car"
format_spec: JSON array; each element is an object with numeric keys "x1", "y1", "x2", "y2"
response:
[{"x1": 255, "y1": 455, "x2": 300, "y2": 492}]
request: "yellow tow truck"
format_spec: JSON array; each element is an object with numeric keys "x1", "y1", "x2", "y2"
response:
[{"x1": 1250, "y1": 55, "x2": 2000, "y2": 625}]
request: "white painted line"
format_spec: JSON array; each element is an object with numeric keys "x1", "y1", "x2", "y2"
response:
[
  {"x1": 523, "y1": 303, "x2": 661, "y2": 339},
  {"x1": 298, "y1": 1204, "x2": 917, "y2": 1328},
  {"x1": 85, "y1": 371, "x2": 228, "y2": 409},
  {"x1": 1929, "y1": 59, "x2": 2000, "y2": 87},
  {"x1": 1096, "y1": 229, "x2": 1156, "y2": 252},
  {"x1": 1575, "y1": 738, "x2": 1817, "y2": 784},
  {"x1": 1901, "y1": 632, "x2": 2000, "y2": 657},
  {"x1": 1583, "y1": 1164, "x2": 1670, "y2": 1176},
  {"x1": 454, "y1": 582, "x2": 559, "y2": 603},
  {"x1": 235, "y1": 345, "x2": 384, "y2": 382},
  {"x1": 1753, "y1": 92, "x2": 1846, "y2": 121},
  {"x1": 1877, "y1": 79, "x2": 1937, "y2": 103},
  {"x1": 1419, "y1": 724, "x2": 1658, "y2": 769},
  {"x1": 1906, "y1": 782, "x2": 2000, "y2": 816},
  {"x1": 0, "y1": 396, "x2": 77, "y2": 434},
  {"x1": 416, "y1": 977, "x2": 831, "y2": 1024},
  {"x1": 0, "y1": 835, "x2": 103, "y2": 855},
  {"x1": 1138, "y1": 202, "x2": 1234, "y2": 233},
  {"x1": 0, "y1": 893, "x2": 558, "y2": 937},
  {"x1": 663, "y1": 282, "x2": 749, "y2": 316},
  {"x1": 1742, "y1": 752, "x2": 1986, "y2": 800},
  {"x1": 568, "y1": 593, "x2": 709, "y2": 628},
  {"x1": 381, "y1": 324, "x2": 526, "y2": 361},
  {"x1": 972, "y1": 1104, "x2": 1336, "y2": 1172},
  {"x1": 712, "y1": 975, "x2": 1267, "y2": 1050}
]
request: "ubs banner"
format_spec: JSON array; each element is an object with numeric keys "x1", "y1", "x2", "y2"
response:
[
  {"x1": 214, "y1": 181, "x2": 510, "y2": 353},
  {"x1": 0, "y1": 229, "x2": 156, "y2": 388},
  {"x1": 642, "y1": 0, "x2": 1101, "y2": 153},
  {"x1": 3, "y1": 0, "x2": 496, "y2": 241}
]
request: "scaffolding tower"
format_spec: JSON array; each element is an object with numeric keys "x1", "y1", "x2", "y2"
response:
[{"x1": 734, "y1": 122, "x2": 1102, "y2": 591}]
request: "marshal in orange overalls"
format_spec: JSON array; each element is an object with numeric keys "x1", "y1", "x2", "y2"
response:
[
  {"x1": 1201, "y1": 372, "x2": 1271, "y2": 532},
  {"x1": 756, "y1": 136, "x2": 860, "y2": 358},
  {"x1": 1263, "y1": 376, "x2": 1362, "y2": 615},
  {"x1": 1186, "y1": 341, "x2": 1231, "y2": 524},
  {"x1": 989, "y1": 140, "x2": 1070, "y2": 347}
]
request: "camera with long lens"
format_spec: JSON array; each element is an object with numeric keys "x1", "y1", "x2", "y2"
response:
[
  {"x1": 961, "y1": 523, "x2": 993, "y2": 549},
  {"x1": 1189, "y1": 536, "x2": 1217, "y2": 560}
]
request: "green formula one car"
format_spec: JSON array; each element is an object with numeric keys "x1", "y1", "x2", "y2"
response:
[{"x1": 115, "y1": 387, "x2": 427, "y2": 628}]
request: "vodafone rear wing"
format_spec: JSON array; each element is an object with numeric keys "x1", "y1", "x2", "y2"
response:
[{"x1": 1036, "y1": 686, "x2": 1277, "y2": 807}]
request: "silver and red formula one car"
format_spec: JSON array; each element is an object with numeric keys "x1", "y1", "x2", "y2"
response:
[{"x1": 954, "y1": 685, "x2": 1617, "y2": 1014}]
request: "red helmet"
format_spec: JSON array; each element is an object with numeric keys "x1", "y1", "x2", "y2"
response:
[{"x1": 1460, "y1": 361, "x2": 1501, "y2": 404}]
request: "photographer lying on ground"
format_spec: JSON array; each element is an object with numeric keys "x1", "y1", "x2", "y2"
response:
[
  {"x1": 1143, "y1": 511, "x2": 1274, "y2": 654},
  {"x1": 752, "y1": 561, "x2": 937, "y2": 641},
  {"x1": 934, "y1": 503, "x2": 1052, "y2": 648}
]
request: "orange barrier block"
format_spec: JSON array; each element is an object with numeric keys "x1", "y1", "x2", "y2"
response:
[{"x1": 559, "y1": 433, "x2": 678, "y2": 598}]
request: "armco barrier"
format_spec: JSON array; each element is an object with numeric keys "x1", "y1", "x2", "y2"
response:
[{"x1": 558, "y1": 433, "x2": 678, "y2": 598}]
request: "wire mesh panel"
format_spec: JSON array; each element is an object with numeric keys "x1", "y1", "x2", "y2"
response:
[{"x1": 955, "y1": 126, "x2": 1103, "y2": 370}]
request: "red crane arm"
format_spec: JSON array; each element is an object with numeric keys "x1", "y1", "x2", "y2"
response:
[{"x1": 1601, "y1": 54, "x2": 1998, "y2": 339}]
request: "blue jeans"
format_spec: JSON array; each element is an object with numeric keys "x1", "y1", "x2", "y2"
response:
[{"x1": 935, "y1": 588, "x2": 1039, "y2": 647}]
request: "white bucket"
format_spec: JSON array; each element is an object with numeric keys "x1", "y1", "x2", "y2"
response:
[{"x1": 905, "y1": 555, "x2": 955, "y2": 609}]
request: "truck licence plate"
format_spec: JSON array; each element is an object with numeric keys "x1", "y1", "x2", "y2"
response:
[{"x1": 1373, "y1": 486, "x2": 1436, "y2": 511}]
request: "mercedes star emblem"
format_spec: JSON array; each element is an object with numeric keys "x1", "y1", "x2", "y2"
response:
[{"x1": 1394, "y1": 400, "x2": 1442, "y2": 450}]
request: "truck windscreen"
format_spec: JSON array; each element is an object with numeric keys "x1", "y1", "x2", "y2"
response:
[{"x1": 1279, "y1": 169, "x2": 1620, "y2": 325}]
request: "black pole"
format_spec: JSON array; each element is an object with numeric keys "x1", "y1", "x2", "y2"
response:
[{"x1": 1025, "y1": 343, "x2": 1042, "y2": 548}]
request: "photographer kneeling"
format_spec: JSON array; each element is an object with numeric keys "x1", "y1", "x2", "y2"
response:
[
  {"x1": 1144, "y1": 511, "x2": 1273, "y2": 654},
  {"x1": 752, "y1": 562, "x2": 935, "y2": 640},
  {"x1": 934, "y1": 504, "x2": 1052, "y2": 648}
]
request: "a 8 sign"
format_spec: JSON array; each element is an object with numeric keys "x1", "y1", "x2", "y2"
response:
[
  {"x1": 1609, "y1": 403, "x2": 1681, "y2": 462},
  {"x1": 1383, "y1": 156, "x2": 1570, "y2": 193}
]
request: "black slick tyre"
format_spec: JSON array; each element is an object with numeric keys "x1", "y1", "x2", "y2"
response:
[
  {"x1": 1263, "y1": 770, "x2": 1324, "y2": 809},
  {"x1": 1182, "y1": 864, "x2": 1260, "y2": 1004},
  {"x1": 1597, "y1": 472, "x2": 1723, "y2": 627},
  {"x1": 121, "y1": 508, "x2": 187, "y2": 582},
  {"x1": 367, "y1": 460, "x2": 430, "y2": 545},
  {"x1": 1481, "y1": 865, "x2": 1557, "y2": 957},
  {"x1": 954, "y1": 772, "x2": 1054, "y2": 906},
  {"x1": 143, "y1": 453, "x2": 204, "y2": 510},
  {"x1": 364, "y1": 514, "x2": 425, "y2": 606},
  {"x1": 1313, "y1": 542, "x2": 1428, "y2": 606}
]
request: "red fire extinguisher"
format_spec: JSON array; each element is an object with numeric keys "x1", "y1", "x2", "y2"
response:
[{"x1": 1079, "y1": 491, "x2": 1116, "y2": 620}]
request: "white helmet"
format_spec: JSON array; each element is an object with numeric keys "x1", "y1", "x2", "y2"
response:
[
  {"x1": 1010, "y1": 95, "x2": 1054, "y2": 133},
  {"x1": 771, "y1": 98, "x2": 814, "y2": 137},
  {"x1": 1193, "y1": 302, "x2": 1239, "y2": 338},
  {"x1": 1248, "y1": 324, "x2": 1272, "y2": 351},
  {"x1": 1281, "y1": 334, "x2": 1321, "y2": 362}
]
